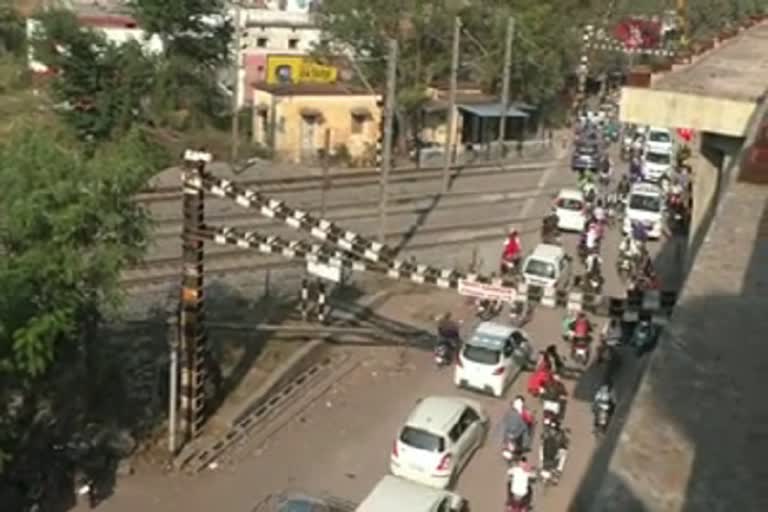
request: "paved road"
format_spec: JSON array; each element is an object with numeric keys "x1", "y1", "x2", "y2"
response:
[{"x1": 90, "y1": 148, "x2": 687, "y2": 511}]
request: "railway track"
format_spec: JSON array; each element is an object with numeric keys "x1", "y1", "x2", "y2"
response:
[
  {"x1": 123, "y1": 216, "x2": 542, "y2": 291},
  {"x1": 150, "y1": 183, "x2": 568, "y2": 238},
  {"x1": 137, "y1": 159, "x2": 555, "y2": 204}
]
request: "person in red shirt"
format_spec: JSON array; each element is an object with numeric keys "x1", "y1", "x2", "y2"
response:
[
  {"x1": 501, "y1": 228, "x2": 522, "y2": 273},
  {"x1": 570, "y1": 312, "x2": 592, "y2": 340}
]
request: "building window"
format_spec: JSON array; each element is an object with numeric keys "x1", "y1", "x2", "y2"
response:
[
  {"x1": 288, "y1": 38, "x2": 299, "y2": 49},
  {"x1": 351, "y1": 114, "x2": 365, "y2": 135},
  {"x1": 256, "y1": 37, "x2": 268, "y2": 48}
]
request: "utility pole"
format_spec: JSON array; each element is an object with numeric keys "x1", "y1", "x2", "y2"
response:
[
  {"x1": 167, "y1": 314, "x2": 179, "y2": 454},
  {"x1": 378, "y1": 38, "x2": 398, "y2": 244},
  {"x1": 230, "y1": 3, "x2": 244, "y2": 162},
  {"x1": 497, "y1": 16, "x2": 515, "y2": 157},
  {"x1": 320, "y1": 129, "x2": 331, "y2": 217},
  {"x1": 442, "y1": 16, "x2": 461, "y2": 193}
]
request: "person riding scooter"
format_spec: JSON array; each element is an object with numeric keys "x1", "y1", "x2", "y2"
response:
[
  {"x1": 502, "y1": 396, "x2": 534, "y2": 456},
  {"x1": 507, "y1": 457, "x2": 535, "y2": 511},
  {"x1": 540, "y1": 374, "x2": 567, "y2": 426},
  {"x1": 541, "y1": 208, "x2": 560, "y2": 243},
  {"x1": 568, "y1": 312, "x2": 593, "y2": 342},
  {"x1": 434, "y1": 312, "x2": 460, "y2": 365},
  {"x1": 501, "y1": 228, "x2": 522, "y2": 274},
  {"x1": 539, "y1": 418, "x2": 569, "y2": 482},
  {"x1": 592, "y1": 381, "x2": 617, "y2": 433}
]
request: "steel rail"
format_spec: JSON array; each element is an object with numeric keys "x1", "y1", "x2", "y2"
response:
[
  {"x1": 150, "y1": 185, "x2": 563, "y2": 238},
  {"x1": 136, "y1": 160, "x2": 555, "y2": 203}
]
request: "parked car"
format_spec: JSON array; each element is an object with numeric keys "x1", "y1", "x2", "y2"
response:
[
  {"x1": 390, "y1": 396, "x2": 488, "y2": 489},
  {"x1": 454, "y1": 322, "x2": 532, "y2": 397}
]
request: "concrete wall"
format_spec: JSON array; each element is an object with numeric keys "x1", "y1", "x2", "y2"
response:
[
  {"x1": 252, "y1": 89, "x2": 381, "y2": 164},
  {"x1": 620, "y1": 87, "x2": 756, "y2": 136}
]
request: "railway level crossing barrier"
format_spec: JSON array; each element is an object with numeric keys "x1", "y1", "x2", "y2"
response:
[{"x1": 175, "y1": 150, "x2": 678, "y2": 445}]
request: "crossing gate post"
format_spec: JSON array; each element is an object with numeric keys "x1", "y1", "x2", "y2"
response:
[
  {"x1": 179, "y1": 150, "x2": 211, "y2": 442},
  {"x1": 316, "y1": 280, "x2": 327, "y2": 323}
]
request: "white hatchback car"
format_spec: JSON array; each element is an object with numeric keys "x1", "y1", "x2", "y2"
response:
[
  {"x1": 390, "y1": 396, "x2": 488, "y2": 489},
  {"x1": 454, "y1": 322, "x2": 531, "y2": 397},
  {"x1": 554, "y1": 188, "x2": 587, "y2": 232},
  {"x1": 623, "y1": 182, "x2": 665, "y2": 239},
  {"x1": 645, "y1": 126, "x2": 674, "y2": 154}
]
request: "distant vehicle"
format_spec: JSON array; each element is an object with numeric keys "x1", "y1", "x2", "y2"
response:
[
  {"x1": 355, "y1": 475, "x2": 468, "y2": 512},
  {"x1": 521, "y1": 243, "x2": 571, "y2": 289},
  {"x1": 390, "y1": 396, "x2": 488, "y2": 489},
  {"x1": 554, "y1": 188, "x2": 587, "y2": 232},
  {"x1": 641, "y1": 148, "x2": 674, "y2": 182},
  {"x1": 252, "y1": 492, "x2": 356, "y2": 512},
  {"x1": 623, "y1": 183, "x2": 665, "y2": 239},
  {"x1": 645, "y1": 127, "x2": 674, "y2": 154},
  {"x1": 454, "y1": 321, "x2": 532, "y2": 397},
  {"x1": 571, "y1": 145, "x2": 601, "y2": 171}
]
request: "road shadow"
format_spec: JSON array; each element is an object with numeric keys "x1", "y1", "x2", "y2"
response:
[{"x1": 572, "y1": 188, "x2": 768, "y2": 507}]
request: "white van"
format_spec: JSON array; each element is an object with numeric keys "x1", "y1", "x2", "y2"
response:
[
  {"x1": 454, "y1": 322, "x2": 531, "y2": 397},
  {"x1": 623, "y1": 183, "x2": 665, "y2": 239},
  {"x1": 521, "y1": 243, "x2": 571, "y2": 289},
  {"x1": 356, "y1": 475, "x2": 467, "y2": 512}
]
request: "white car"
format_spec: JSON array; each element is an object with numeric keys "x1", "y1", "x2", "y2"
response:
[
  {"x1": 454, "y1": 322, "x2": 531, "y2": 397},
  {"x1": 645, "y1": 127, "x2": 674, "y2": 154},
  {"x1": 390, "y1": 396, "x2": 488, "y2": 489},
  {"x1": 642, "y1": 148, "x2": 673, "y2": 182},
  {"x1": 554, "y1": 189, "x2": 587, "y2": 232},
  {"x1": 356, "y1": 476, "x2": 467, "y2": 512},
  {"x1": 521, "y1": 243, "x2": 571, "y2": 289},
  {"x1": 623, "y1": 183, "x2": 665, "y2": 239}
]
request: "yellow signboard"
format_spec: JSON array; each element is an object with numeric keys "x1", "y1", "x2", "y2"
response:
[{"x1": 266, "y1": 55, "x2": 338, "y2": 85}]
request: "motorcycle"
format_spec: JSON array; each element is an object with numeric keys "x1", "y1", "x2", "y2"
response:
[
  {"x1": 501, "y1": 435, "x2": 525, "y2": 466},
  {"x1": 582, "y1": 272, "x2": 603, "y2": 295},
  {"x1": 616, "y1": 251, "x2": 634, "y2": 278},
  {"x1": 571, "y1": 336, "x2": 591, "y2": 366},
  {"x1": 540, "y1": 215, "x2": 560, "y2": 244},
  {"x1": 433, "y1": 338, "x2": 455, "y2": 367},
  {"x1": 509, "y1": 300, "x2": 533, "y2": 328},
  {"x1": 476, "y1": 298, "x2": 503, "y2": 320},
  {"x1": 500, "y1": 256, "x2": 520, "y2": 277},
  {"x1": 593, "y1": 400, "x2": 613, "y2": 436},
  {"x1": 505, "y1": 470, "x2": 536, "y2": 512},
  {"x1": 541, "y1": 397, "x2": 563, "y2": 427},
  {"x1": 631, "y1": 319, "x2": 658, "y2": 356},
  {"x1": 539, "y1": 427, "x2": 569, "y2": 486}
]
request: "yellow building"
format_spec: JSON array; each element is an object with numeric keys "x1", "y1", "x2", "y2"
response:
[{"x1": 251, "y1": 83, "x2": 381, "y2": 165}]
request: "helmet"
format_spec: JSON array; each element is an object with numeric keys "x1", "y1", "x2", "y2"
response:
[{"x1": 513, "y1": 396, "x2": 525, "y2": 412}]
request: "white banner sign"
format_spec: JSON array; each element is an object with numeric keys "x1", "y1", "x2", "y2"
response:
[
  {"x1": 307, "y1": 261, "x2": 343, "y2": 283},
  {"x1": 457, "y1": 279, "x2": 517, "y2": 302}
]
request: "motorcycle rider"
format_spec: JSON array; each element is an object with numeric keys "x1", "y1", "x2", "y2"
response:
[
  {"x1": 585, "y1": 251, "x2": 603, "y2": 279},
  {"x1": 598, "y1": 317, "x2": 622, "y2": 362},
  {"x1": 616, "y1": 174, "x2": 630, "y2": 201},
  {"x1": 541, "y1": 208, "x2": 559, "y2": 242},
  {"x1": 569, "y1": 312, "x2": 592, "y2": 342},
  {"x1": 592, "y1": 381, "x2": 617, "y2": 431},
  {"x1": 435, "y1": 312, "x2": 460, "y2": 359},
  {"x1": 503, "y1": 396, "x2": 534, "y2": 453},
  {"x1": 583, "y1": 222, "x2": 600, "y2": 254},
  {"x1": 502, "y1": 228, "x2": 522, "y2": 274},
  {"x1": 629, "y1": 155, "x2": 643, "y2": 181},
  {"x1": 540, "y1": 418, "x2": 569, "y2": 476},
  {"x1": 592, "y1": 199, "x2": 607, "y2": 225},
  {"x1": 544, "y1": 345, "x2": 564, "y2": 376},
  {"x1": 540, "y1": 373, "x2": 567, "y2": 424},
  {"x1": 631, "y1": 220, "x2": 650, "y2": 245},
  {"x1": 507, "y1": 457, "x2": 534, "y2": 509}
]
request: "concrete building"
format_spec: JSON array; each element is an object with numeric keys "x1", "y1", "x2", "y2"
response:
[
  {"x1": 25, "y1": 1, "x2": 163, "y2": 74},
  {"x1": 240, "y1": 0, "x2": 322, "y2": 86},
  {"x1": 251, "y1": 83, "x2": 380, "y2": 165}
]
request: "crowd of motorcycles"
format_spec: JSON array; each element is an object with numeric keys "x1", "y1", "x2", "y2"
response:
[{"x1": 433, "y1": 103, "x2": 691, "y2": 512}]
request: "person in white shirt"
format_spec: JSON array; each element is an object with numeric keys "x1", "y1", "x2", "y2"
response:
[
  {"x1": 585, "y1": 225, "x2": 599, "y2": 252},
  {"x1": 507, "y1": 457, "x2": 534, "y2": 507}
]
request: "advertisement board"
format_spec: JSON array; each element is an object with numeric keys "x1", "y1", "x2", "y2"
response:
[
  {"x1": 457, "y1": 279, "x2": 517, "y2": 302},
  {"x1": 266, "y1": 55, "x2": 338, "y2": 85}
]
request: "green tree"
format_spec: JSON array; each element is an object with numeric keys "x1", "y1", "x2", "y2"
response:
[
  {"x1": 30, "y1": 10, "x2": 156, "y2": 142},
  {"x1": 130, "y1": 0, "x2": 232, "y2": 121},
  {"x1": 0, "y1": 124, "x2": 164, "y2": 475},
  {"x1": 0, "y1": 4, "x2": 25, "y2": 56}
]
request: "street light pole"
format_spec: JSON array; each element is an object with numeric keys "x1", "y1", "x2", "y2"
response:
[{"x1": 230, "y1": 3, "x2": 244, "y2": 162}]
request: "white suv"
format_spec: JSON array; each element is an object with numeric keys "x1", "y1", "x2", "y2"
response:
[
  {"x1": 623, "y1": 183, "x2": 665, "y2": 239},
  {"x1": 390, "y1": 396, "x2": 488, "y2": 489}
]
